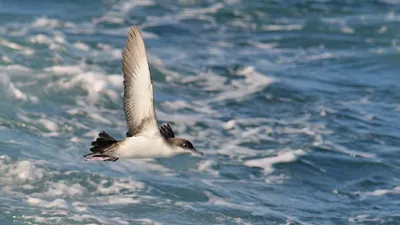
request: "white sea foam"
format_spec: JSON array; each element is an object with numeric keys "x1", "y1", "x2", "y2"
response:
[
  {"x1": 162, "y1": 100, "x2": 190, "y2": 111},
  {"x1": 31, "y1": 16, "x2": 61, "y2": 28},
  {"x1": 197, "y1": 160, "x2": 219, "y2": 176},
  {"x1": 202, "y1": 66, "x2": 275, "y2": 104},
  {"x1": 134, "y1": 218, "x2": 162, "y2": 225},
  {"x1": 234, "y1": 218, "x2": 253, "y2": 225},
  {"x1": 0, "y1": 38, "x2": 24, "y2": 50},
  {"x1": 248, "y1": 41, "x2": 279, "y2": 50},
  {"x1": 66, "y1": 72, "x2": 123, "y2": 103},
  {"x1": 231, "y1": 20, "x2": 256, "y2": 29},
  {"x1": 0, "y1": 159, "x2": 47, "y2": 183},
  {"x1": 213, "y1": 117, "x2": 307, "y2": 159},
  {"x1": 70, "y1": 137, "x2": 80, "y2": 143},
  {"x1": 71, "y1": 202, "x2": 87, "y2": 212},
  {"x1": 302, "y1": 52, "x2": 336, "y2": 61},
  {"x1": 204, "y1": 191, "x2": 255, "y2": 212},
  {"x1": 162, "y1": 99, "x2": 218, "y2": 115},
  {"x1": 93, "y1": 0, "x2": 155, "y2": 27},
  {"x1": 180, "y1": 3, "x2": 224, "y2": 17},
  {"x1": 92, "y1": 16, "x2": 125, "y2": 24},
  {"x1": 340, "y1": 26, "x2": 354, "y2": 34},
  {"x1": 213, "y1": 138, "x2": 261, "y2": 158},
  {"x1": 277, "y1": 50, "x2": 336, "y2": 63},
  {"x1": 348, "y1": 214, "x2": 381, "y2": 223},
  {"x1": 0, "y1": 73, "x2": 31, "y2": 102},
  {"x1": 244, "y1": 149, "x2": 306, "y2": 174},
  {"x1": 263, "y1": 24, "x2": 303, "y2": 31},
  {"x1": 264, "y1": 174, "x2": 290, "y2": 184},
  {"x1": 42, "y1": 181, "x2": 86, "y2": 197},
  {"x1": 0, "y1": 38, "x2": 34, "y2": 55},
  {"x1": 1, "y1": 157, "x2": 151, "y2": 223},
  {"x1": 315, "y1": 140, "x2": 375, "y2": 158},
  {"x1": 66, "y1": 214, "x2": 108, "y2": 224},
  {"x1": 355, "y1": 186, "x2": 400, "y2": 197},
  {"x1": 223, "y1": 119, "x2": 236, "y2": 130},
  {"x1": 96, "y1": 179, "x2": 144, "y2": 195},
  {"x1": 181, "y1": 70, "x2": 227, "y2": 92},
  {"x1": 26, "y1": 197, "x2": 69, "y2": 209},
  {"x1": 88, "y1": 112, "x2": 113, "y2": 125},
  {"x1": 44, "y1": 65, "x2": 85, "y2": 75},
  {"x1": 73, "y1": 41, "x2": 90, "y2": 51},
  {"x1": 378, "y1": 25, "x2": 388, "y2": 34},
  {"x1": 44, "y1": 63, "x2": 123, "y2": 103},
  {"x1": 2, "y1": 56, "x2": 12, "y2": 63},
  {"x1": 28, "y1": 34, "x2": 53, "y2": 45},
  {"x1": 118, "y1": 0, "x2": 155, "y2": 12},
  {"x1": 111, "y1": 217, "x2": 130, "y2": 225},
  {"x1": 96, "y1": 43, "x2": 123, "y2": 60},
  {"x1": 53, "y1": 32, "x2": 66, "y2": 44},
  {"x1": 38, "y1": 118, "x2": 58, "y2": 132},
  {"x1": 98, "y1": 196, "x2": 141, "y2": 205}
]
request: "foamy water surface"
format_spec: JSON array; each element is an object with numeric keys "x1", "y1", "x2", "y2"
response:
[{"x1": 1, "y1": 0, "x2": 400, "y2": 224}]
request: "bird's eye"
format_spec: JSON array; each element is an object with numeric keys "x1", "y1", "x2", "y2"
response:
[{"x1": 183, "y1": 143, "x2": 188, "y2": 148}]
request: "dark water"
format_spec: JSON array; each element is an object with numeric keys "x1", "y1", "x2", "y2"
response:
[{"x1": 1, "y1": 0, "x2": 400, "y2": 224}]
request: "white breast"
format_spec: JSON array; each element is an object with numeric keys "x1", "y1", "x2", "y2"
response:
[{"x1": 112, "y1": 136, "x2": 176, "y2": 159}]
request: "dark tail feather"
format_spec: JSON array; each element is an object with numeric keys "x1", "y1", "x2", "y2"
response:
[
  {"x1": 90, "y1": 131, "x2": 117, "y2": 152},
  {"x1": 84, "y1": 131, "x2": 119, "y2": 162}
]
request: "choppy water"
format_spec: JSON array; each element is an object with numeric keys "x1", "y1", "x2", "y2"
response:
[{"x1": 1, "y1": 0, "x2": 400, "y2": 224}]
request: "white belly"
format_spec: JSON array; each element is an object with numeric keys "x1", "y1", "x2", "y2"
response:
[{"x1": 112, "y1": 136, "x2": 175, "y2": 159}]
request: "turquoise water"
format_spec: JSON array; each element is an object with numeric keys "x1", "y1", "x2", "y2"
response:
[{"x1": 1, "y1": 0, "x2": 400, "y2": 224}]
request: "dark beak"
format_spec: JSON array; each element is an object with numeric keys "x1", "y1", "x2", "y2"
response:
[{"x1": 190, "y1": 148, "x2": 204, "y2": 156}]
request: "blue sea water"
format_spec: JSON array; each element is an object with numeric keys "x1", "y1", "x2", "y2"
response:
[{"x1": 1, "y1": 0, "x2": 400, "y2": 224}]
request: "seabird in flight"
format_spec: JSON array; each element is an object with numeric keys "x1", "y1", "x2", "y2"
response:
[{"x1": 84, "y1": 25, "x2": 203, "y2": 162}]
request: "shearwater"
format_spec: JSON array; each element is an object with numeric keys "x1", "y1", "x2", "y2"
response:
[{"x1": 84, "y1": 25, "x2": 203, "y2": 162}]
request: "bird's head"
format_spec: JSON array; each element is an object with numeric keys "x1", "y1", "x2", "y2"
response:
[{"x1": 168, "y1": 138, "x2": 203, "y2": 156}]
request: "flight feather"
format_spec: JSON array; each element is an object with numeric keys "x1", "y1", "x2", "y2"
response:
[{"x1": 122, "y1": 26, "x2": 158, "y2": 137}]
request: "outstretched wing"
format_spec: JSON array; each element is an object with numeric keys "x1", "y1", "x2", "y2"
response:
[
  {"x1": 159, "y1": 123, "x2": 175, "y2": 139},
  {"x1": 122, "y1": 25, "x2": 158, "y2": 137}
]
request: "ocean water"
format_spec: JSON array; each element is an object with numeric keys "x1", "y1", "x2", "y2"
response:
[{"x1": 1, "y1": 0, "x2": 400, "y2": 224}]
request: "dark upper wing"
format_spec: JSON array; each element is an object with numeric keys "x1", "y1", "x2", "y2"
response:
[{"x1": 159, "y1": 123, "x2": 175, "y2": 139}]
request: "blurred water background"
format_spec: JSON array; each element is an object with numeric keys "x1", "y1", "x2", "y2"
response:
[{"x1": 1, "y1": 0, "x2": 400, "y2": 224}]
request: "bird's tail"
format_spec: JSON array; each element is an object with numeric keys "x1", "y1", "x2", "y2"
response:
[{"x1": 84, "y1": 131, "x2": 119, "y2": 162}]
